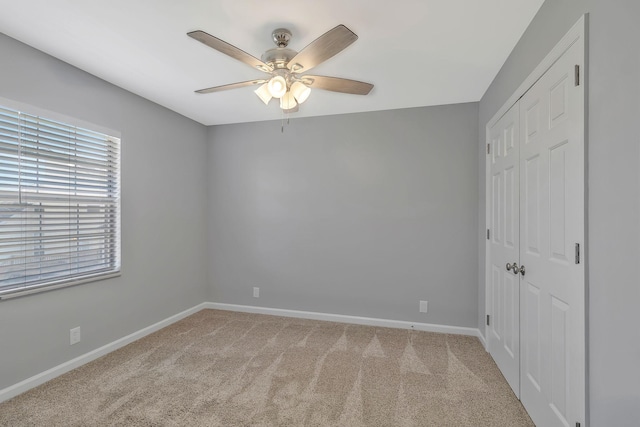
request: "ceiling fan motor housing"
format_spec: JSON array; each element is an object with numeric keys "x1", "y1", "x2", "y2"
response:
[{"x1": 261, "y1": 47, "x2": 298, "y2": 70}]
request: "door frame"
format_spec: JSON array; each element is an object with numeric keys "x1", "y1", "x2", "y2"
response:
[{"x1": 484, "y1": 13, "x2": 587, "y2": 424}]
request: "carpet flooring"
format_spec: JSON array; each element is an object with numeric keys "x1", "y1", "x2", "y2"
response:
[{"x1": 0, "y1": 309, "x2": 534, "y2": 426}]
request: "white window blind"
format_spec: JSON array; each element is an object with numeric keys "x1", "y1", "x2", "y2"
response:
[{"x1": 0, "y1": 105, "x2": 120, "y2": 298}]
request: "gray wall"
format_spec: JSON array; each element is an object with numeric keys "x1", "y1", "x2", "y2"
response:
[
  {"x1": 208, "y1": 103, "x2": 479, "y2": 327},
  {"x1": 478, "y1": 0, "x2": 640, "y2": 424},
  {"x1": 0, "y1": 34, "x2": 209, "y2": 390}
]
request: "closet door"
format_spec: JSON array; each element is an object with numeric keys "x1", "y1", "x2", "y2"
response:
[
  {"x1": 519, "y1": 39, "x2": 585, "y2": 427},
  {"x1": 487, "y1": 102, "x2": 520, "y2": 395}
]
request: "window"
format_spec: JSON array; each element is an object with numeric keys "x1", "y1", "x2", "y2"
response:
[{"x1": 0, "y1": 104, "x2": 120, "y2": 299}]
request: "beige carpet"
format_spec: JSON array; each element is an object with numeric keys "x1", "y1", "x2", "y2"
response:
[{"x1": 0, "y1": 309, "x2": 533, "y2": 426}]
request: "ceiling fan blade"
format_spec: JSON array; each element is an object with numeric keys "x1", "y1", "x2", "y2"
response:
[
  {"x1": 188, "y1": 30, "x2": 273, "y2": 73},
  {"x1": 302, "y1": 75, "x2": 373, "y2": 95},
  {"x1": 195, "y1": 79, "x2": 267, "y2": 94},
  {"x1": 287, "y1": 25, "x2": 358, "y2": 73}
]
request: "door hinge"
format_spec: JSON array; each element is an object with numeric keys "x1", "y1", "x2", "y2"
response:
[
  {"x1": 575, "y1": 243, "x2": 580, "y2": 264},
  {"x1": 487, "y1": 143, "x2": 490, "y2": 154},
  {"x1": 486, "y1": 315, "x2": 490, "y2": 326},
  {"x1": 574, "y1": 65, "x2": 580, "y2": 86},
  {"x1": 487, "y1": 229, "x2": 490, "y2": 240}
]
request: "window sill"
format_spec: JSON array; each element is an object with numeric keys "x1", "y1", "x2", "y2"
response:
[{"x1": 0, "y1": 271, "x2": 121, "y2": 301}]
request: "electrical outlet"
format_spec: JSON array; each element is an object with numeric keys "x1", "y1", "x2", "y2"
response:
[
  {"x1": 419, "y1": 300, "x2": 428, "y2": 313},
  {"x1": 70, "y1": 327, "x2": 81, "y2": 345},
  {"x1": 253, "y1": 287, "x2": 260, "y2": 298}
]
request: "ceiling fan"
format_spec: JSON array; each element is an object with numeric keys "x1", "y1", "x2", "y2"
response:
[{"x1": 187, "y1": 25, "x2": 374, "y2": 113}]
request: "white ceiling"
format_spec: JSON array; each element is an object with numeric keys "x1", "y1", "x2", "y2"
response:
[{"x1": 0, "y1": 0, "x2": 544, "y2": 126}]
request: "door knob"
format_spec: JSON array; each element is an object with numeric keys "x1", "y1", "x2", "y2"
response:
[
  {"x1": 518, "y1": 265, "x2": 525, "y2": 276},
  {"x1": 506, "y1": 262, "x2": 518, "y2": 272}
]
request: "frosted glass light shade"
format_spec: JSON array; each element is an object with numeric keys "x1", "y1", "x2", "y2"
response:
[
  {"x1": 267, "y1": 76, "x2": 287, "y2": 98},
  {"x1": 280, "y1": 91, "x2": 297, "y2": 110},
  {"x1": 254, "y1": 83, "x2": 272, "y2": 105},
  {"x1": 290, "y1": 81, "x2": 311, "y2": 104}
]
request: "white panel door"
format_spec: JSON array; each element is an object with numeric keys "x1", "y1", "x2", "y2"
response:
[
  {"x1": 487, "y1": 103, "x2": 520, "y2": 395},
  {"x1": 519, "y1": 39, "x2": 585, "y2": 427}
]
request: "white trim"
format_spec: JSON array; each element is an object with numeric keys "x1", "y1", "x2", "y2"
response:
[
  {"x1": 484, "y1": 124, "x2": 492, "y2": 343},
  {"x1": 204, "y1": 302, "x2": 482, "y2": 339},
  {"x1": 477, "y1": 330, "x2": 488, "y2": 350},
  {"x1": 0, "y1": 272, "x2": 122, "y2": 301},
  {"x1": 0, "y1": 302, "x2": 207, "y2": 403}
]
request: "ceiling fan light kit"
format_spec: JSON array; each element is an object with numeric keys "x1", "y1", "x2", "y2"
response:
[
  {"x1": 290, "y1": 81, "x2": 311, "y2": 104},
  {"x1": 187, "y1": 24, "x2": 373, "y2": 115},
  {"x1": 266, "y1": 75, "x2": 287, "y2": 98},
  {"x1": 254, "y1": 83, "x2": 272, "y2": 105},
  {"x1": 280, "y1": 91, "x2": 297, "y2": 110}
]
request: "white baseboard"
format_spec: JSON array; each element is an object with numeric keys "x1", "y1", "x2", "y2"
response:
[
  {"x1": 0, "y1": 302, "x2": 208, "y2": 403},
  {"x1": 1, "y1": 301, "x2": 484, "y2": 403},
  {"x1": 205, "y1": 302, "x2": 483, "y2": 339},
  {"x1": 477, "y1": 330, "x2": 488, "y2": 350}
]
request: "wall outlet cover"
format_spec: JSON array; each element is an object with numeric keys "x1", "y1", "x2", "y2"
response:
[
  {"x1": 70, "y1": 327, "x2": 81, "y2": 345},
  {"x1": 419, "y1": 300, "x2": 428, "y2": 313}
]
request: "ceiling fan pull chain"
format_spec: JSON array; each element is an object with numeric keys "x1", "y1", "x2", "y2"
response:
[{"x1": 280, "y1": 109, "x2": 292, "y2": 133}]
